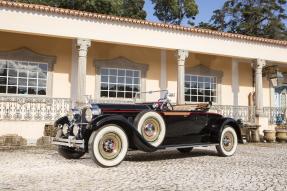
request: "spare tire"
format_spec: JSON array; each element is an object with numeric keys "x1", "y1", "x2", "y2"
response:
[{"x1": 134, "y1": 111, "x2": 166, "y2": 147}]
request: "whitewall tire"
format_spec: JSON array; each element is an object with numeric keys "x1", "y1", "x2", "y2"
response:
[
  {"x1": 88, "y1": 124, "x2": 128, "y2": 167},
  {"x1": 134, "y1": 111, "x2": 166, "y2": 147},
  {"x1": 216, "y1": 126, "x2": 238, "y2": 157}
]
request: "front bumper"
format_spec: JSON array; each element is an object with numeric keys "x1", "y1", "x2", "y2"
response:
[{"x1": 52, "y1": 136, "x2": 85, "y2": 149}]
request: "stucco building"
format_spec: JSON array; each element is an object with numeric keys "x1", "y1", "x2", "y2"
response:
[{"x1": 0, "y1": 1, "x2": 287, "y2": 143}]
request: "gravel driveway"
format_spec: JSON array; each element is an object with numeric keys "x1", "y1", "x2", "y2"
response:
[{"x1": 1, "y1": 144, "x2": 287, "y2": 191}]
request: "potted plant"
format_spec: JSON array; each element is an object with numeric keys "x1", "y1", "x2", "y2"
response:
[
  {"x1": 263, "y1": 130, "x2": 276, "y2": 143},
  {"x1": 275, "y1": 124, "x2": 287, "y2": 143}
]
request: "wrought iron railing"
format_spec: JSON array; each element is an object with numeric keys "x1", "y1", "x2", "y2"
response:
[
  {"x1": 0, "y1": 96, "x2": 71, "y2": 121},
  {"x1": 210, "y1": 105, "x2": 256, "y2": 123},
  {"x1": 263, "y1": 107, "x2": 286, "y2": 125}
]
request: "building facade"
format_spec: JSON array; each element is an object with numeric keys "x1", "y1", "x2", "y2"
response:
[{"x1": 0, "y1": 1, "x2": 287, "y2": 143}]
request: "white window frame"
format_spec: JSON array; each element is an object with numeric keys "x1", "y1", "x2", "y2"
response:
[
  {"x1": 100, "y1": 67, "x2": 141, "y2": 99},
  {"x1": 185, "y1": 74, "x2": 218, "y2": 103},
  {"x1": 0, "y1": 59, "x2": 48, "y2": 95}
]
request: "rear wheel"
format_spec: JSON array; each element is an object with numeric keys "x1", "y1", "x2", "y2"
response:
[
  {"x1": 134, "y1": 111, "x2": 166, "y2": 147},
  {"x1": 58, "y1": 146, "x2": 85, "y2": 159},
  {"x1": 88, "y1": 124, "x2": 128, "y2": 167},
  {"x1": 216, "y1": 126, "x2": 238, "y2": 157},
  {"x1": 177, "y1": 147, "x2": 193, "y2": 154}
]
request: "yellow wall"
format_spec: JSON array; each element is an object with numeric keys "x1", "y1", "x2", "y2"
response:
[
  {"x1": 0, "y1": 31, "x2": 72, "y2": 98},
  {"x1": 0, "y1": 31, "x2": 271, "y2": 107}
]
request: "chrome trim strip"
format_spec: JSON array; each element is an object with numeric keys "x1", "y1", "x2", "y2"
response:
[{"x1": 52, "y1": 136, "x2": 85, "y2": 149}]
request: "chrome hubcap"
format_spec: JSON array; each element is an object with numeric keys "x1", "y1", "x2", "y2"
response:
[
  {"x1": 223, "y1": 131, "x2": 234, "y2": 152},
  {"x1": 141, "y1": 118, "x2": 160, "y2": 142},
  {"x1": 99, "y1": 132, "x2": 122, "y2": 160}
]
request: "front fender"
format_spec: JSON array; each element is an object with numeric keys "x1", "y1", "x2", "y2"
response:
[
  {"x1": 54, "y1": 116, "x2": 69, "y2": 127},
  {"x1": 92, "y1": 115, "x2": 157, "y2": 152}
]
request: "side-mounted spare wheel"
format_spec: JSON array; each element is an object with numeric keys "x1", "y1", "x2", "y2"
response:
[
  {"x1": 58, "y1": 146, "x2": 85, "y2": 159},
  {"x1": 88, "y1": 124, "x2": 128, "y2": 168},
  {"x1": 134, "y1": 111, "x2": 166, "y2": 147},
  {"x1": 216, "y1": 126, "x2": 238, "y2": 157}
]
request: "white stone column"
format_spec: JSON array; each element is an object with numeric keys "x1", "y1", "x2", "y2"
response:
[
  {"x1": 255, "y1": 59, "x2": 266, "y2": 116},
  {"x1": 160, "y1": 50, "x2": 167, "y2": 98},
  {"x1": 232, "y1": 59, "x2": 239, "y2": 107},
  {"x1": 176, "y1": 49, "x2": 189, "y2": 105},
  {"x1": 76, "y1": 39, "x2": 91, "y2": 104}
]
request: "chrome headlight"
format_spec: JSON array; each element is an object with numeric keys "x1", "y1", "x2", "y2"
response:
[
  {"x1": 85, "y1": 106, "x2": 101, "y2": 122},
  {"x1": 62, "y1": 123, "x2": 69, "y2": 136},
  {"x1": 67, "y1": 111, "x2": 74, "y2": 121},
  {"x1": 73, "y1": 124, "x2": 80, "y2": 137}
]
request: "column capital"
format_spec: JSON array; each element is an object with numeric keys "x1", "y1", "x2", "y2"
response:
[
  {"x1": 255, "y1": 59, "x2": 266, "y2": 69},
  {"x1": 76, "y1": 39, "x2": 91, "y2": 57},
  {"x1": 176, "y1": 49, "x2": 189, "y2": 63}
]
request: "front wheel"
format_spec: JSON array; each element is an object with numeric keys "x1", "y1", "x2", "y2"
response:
[
  {"x1": 216, "y1": 126, "x2": 238, "y2": 157},
  {"x1": 58, "y1": 146, "x2": 85, "y2": 159},
  {"x1": 88, "y1": 124, "x2": 128, "y2": 168}
]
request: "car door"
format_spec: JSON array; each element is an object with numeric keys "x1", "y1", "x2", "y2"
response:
[{"x1": 161, "y1": 111, "x2": 209, "y2": 145}]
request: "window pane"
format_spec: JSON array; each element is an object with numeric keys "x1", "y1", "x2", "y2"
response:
[
  {"x1": 185, "y1": 96, "x2": 191, "y2": 102},
  {"x1": 18, "y1": 86, "x2": 27, "y2": 94},
  {"x1": 28, "y1": 79, "x2": 37, "y2": 86},
  {"x1": 118, "y1": 70, "x2": 125, "y2": 76},
  {"x1": 28, "y1": 87, "x2": 37, "y2": 95},
  {"x1": 101, "y1": 75, "x2": 108, "y2": 82},
  {"x1": 18, "y1": 78, "x2": 27, "y2": 86},
  {"x1": 38, "y1": 79, "x2": 46, "y2": 87},
  {"x1": 0, "y1": 60, "x2": 7, "y2": 68},
  {"x1": 109, "y1": 76, "x2": 117, "y2": 83},
  {"x1": 109, "y1": 69, "x2": 117, "y2": 76},
  {"x1": 28, "y1": 63, "x2": 38, "y2": 71},
  {"x1": 0, "y1": 69, "x2": 7, "y2": 76},
  {"x1": 191, "y1": 76, "x2": 197, "y2": 82},
  {"x1": 8, "y1": 69, "x2": 17, "y2": 77},
  {"x1": 19, "y1": 70, "x2": 27, "y2": 78},
  {"x1": 38, "y1": 88, "x2": 46, "y2": 95},
  {"x1": 125, "y1": 85, "x2": 132, "y2": 91},
  {"x1": 125, "y1": 92, "x2": 132, "y2": 98},
  {"x1": 101, "y1": 91, "x2": 108, "y2": 97},
  {"x1": 133, "y1": 78, "x2": 140, "y2": 84},
  {"x1": 185, "y1": 75, "x2": 190, "y2": 81},
  {"x1": 126, "y1": 70, "x2": 133, "y2": 77},
  {"x1": 0, "y1": 77, "x2": 7, "y2": 85},
  {"x1": 29, "y1": 72, "x2": 37, "y2": 78},
  {"x1": 39, "y1": 64, "x2": 48, "y2": 71},
  {"x1": 101, "y1": 83, "x2": 108, "y2": 90},
  {"x1": 117, "y1": 92, "x2": 125, "y2": 98},
  {"x1": 0, "y1": 86, "x2": 6, "y2": 93},
  {"x1": 191, "y1": 96, "x2": 197, "y2": 102},
  {"x1": 117, "y1": 84, "x2": 125, "y2": 91},
  {"x1": 126, "y1": 77, "x2": 132, "y2": 84},
  {"x1": 109, "y1": 84, "x2": 116, "y2": 91},
  {"x1": 8, "y1": 78, "x2": 17, "y2": 85},
  {"x1": 38, "y1": 71, "x2": 47, "y2": 79},
  {"x1": 8, "y1": 86, "x2": 17, "y2": 94},
  {"x1": 133, "y1": 71, "x2": 140, "y2": 77},
  {"x1": 101, "y1": 68, "x2": 109, "y2": 75},
  {"x1": 109, "y1": 91, "x2": 116, "y2": 97},
  {"x1": 198, "y1": 96, "x2": 204, "y2": 102},
  {"x1": 118, "y1": 77, "x2": 125, "y2": 83},
  {"x1": 133, "y1": 85, "x2": 140, "y2": 92},
  {"x1": 7, "y1": 60, "x2": 17, "y2": 68},
  {"x1": 198, "y1": 77, "x2": 204, "y2": 83}
]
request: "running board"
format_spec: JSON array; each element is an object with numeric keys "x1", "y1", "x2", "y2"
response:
[{"x1": 158, "y1": 143, "x2": 218, "y2": 149}]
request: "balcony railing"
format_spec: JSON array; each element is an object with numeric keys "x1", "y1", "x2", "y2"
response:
[
  {"x1": 210, "y1": 105, "x2": 256, "y2": 123},
  {"x1": 0, "y1": 96, "x2": 71, "y2": 121},
  {"x1": 263, "y1": 107, "x2": 286, "y2": 125},
  {"x1": 0, "y1": 95, "x2": 282, "y2": 125}
]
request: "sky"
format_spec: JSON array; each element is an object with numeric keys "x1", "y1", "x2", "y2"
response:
[{"x1": 144, "y1": 0, "x2": 226, "y2": 25}]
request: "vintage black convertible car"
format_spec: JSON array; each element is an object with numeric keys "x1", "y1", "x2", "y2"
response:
[{"x1": 52, "y1": 93, "x2": 242, "y2": 167}]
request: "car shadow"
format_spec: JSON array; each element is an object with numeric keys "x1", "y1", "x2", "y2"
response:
[{"x1": 125, "y1": 149, "x2": 219, "y2": 162}]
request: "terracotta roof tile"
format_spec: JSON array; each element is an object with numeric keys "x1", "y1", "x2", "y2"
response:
[{"x1": 0, "y1": 0, "x2": 286, "y2": 47}]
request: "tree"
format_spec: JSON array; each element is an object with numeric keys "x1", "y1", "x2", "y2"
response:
[
  {"x1": 14, "y1": 0, "x2": 146, "y2": 19},
  {"x1": 151, "y1": 0, "x2": 198, "y2": 25},
  {"x1": 199, "y1": 0, "x2": 287, "y2": 40}
]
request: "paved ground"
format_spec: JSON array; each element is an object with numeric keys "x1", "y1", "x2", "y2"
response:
[{"x1": 1, "y1": 144, "x2": 287, "y2": 191}]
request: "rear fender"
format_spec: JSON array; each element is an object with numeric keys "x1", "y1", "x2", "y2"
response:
[
  {"x1": 92, "y1": 115, "x2": 157, "y2": 152},
  {"x1": 213, "y1": 118, "x2": 243, "y2": 143}
]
